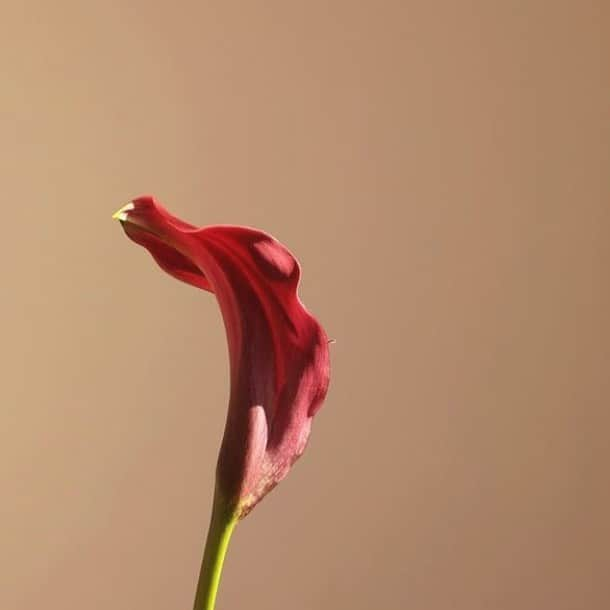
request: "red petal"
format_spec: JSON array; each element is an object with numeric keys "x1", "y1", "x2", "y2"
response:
[{"x1": 118, "y1": 196, "x2": 330, "y2": 516}]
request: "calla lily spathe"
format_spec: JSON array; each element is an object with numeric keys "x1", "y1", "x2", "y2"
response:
[{"x1": 114, "y1": 195, "x2": 330, "y2": 519}]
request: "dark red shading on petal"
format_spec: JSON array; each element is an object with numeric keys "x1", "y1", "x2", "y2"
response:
[{"x1": 123, "y1": 222, "x2": 213, "y2": 292}]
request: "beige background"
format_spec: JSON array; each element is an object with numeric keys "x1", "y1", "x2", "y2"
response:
[{"x1": 1, "y1": 1, "x2": 609, "y2": 609}]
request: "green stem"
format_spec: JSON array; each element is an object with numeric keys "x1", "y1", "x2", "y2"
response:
[{"x1": 193, "y1": 489, "x2": 238, "y2": 610}]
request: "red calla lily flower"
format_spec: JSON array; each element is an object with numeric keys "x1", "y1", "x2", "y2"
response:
[{"x1": 114, "y1": 195, "x2": 330, "y2": 519}]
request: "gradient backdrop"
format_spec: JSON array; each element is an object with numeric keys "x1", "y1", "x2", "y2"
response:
[{"x1": 2, "y1": 2, "x2": 609, "y2": 609}]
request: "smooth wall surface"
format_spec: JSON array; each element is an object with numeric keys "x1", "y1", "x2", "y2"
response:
[{"x1": 1, "y1": 2, "x2": 609, "y2": 609}]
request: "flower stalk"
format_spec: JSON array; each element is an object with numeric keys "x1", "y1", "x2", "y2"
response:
[{"x1": 193, "y1": 489, "x2": 238, "y2": 610}]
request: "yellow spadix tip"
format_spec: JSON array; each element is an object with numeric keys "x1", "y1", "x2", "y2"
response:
[{"x1": 112, "y1": 202, "x2": 135, "y2": 221}]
